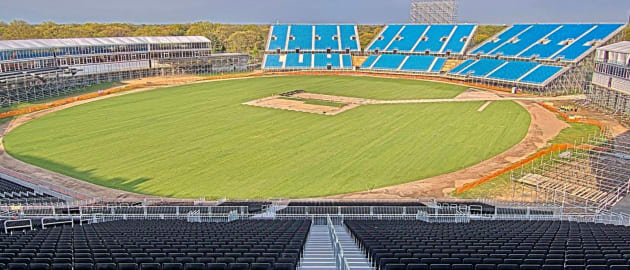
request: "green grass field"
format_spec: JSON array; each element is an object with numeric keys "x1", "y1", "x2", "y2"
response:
[{"x1": 4, "y1": 75, "x2": 530, "y2": 199}]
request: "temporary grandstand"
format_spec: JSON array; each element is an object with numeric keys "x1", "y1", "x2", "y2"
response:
[
  {"x1": 263, "y1": 24, "x2": 360, "y2": 71},
  {"x1": 0, "y1": 36, "x2": 249, "y2": 107},
  {"x1": 262, "y1": 23, "x2": 626, "y2": 95},
  {"x1": 586, "y1": 41, "x2": 630, "y2": 120}
]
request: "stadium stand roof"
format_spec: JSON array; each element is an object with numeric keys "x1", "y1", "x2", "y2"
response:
[
  {"x1": 0, "y1": 36, "x2": 211, "y2": 50},
  {"x1": 598, "y1": 41, "x2": 630, "y2": 53}
]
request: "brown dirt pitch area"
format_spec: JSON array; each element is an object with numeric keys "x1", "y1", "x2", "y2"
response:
[{"x1": 243, "y1": 92, "x2": 372, "y2": 115}]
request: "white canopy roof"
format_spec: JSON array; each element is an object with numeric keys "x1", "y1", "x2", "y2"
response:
[
  {"x1": 598, "y1": 41, "x2": 630, "y2": 54},
  {"x1": 0, "y1": 36, "x2": 210, "y2": 51}
]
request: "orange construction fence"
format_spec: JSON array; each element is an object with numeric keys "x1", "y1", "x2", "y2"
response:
[
  {"x1": 455, "y1": 143, "x2": 598, "y2": 194},
  {"x1": 536, "y1": 102, "x2": 606, "y2": 132}
]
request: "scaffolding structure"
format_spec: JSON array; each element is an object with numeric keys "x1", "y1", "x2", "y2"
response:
[
  {"x1": 511, "y1": 132, "x2": 630, "y2": 212},
  {"x1": 410, "y1": 0, "x2": 458, "y2": 24},
  {"x1": 0, "y1": 36, "x2": 250, "y2": 107}
]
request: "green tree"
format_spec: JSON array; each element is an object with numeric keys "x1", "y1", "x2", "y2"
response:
[
  {"x1": 471, "y1": 25, "x2": 508, "y2": 47},
  {"x1": 2, "y1": 20, "x2": 40, "y2": 40},
  {"x1": 624, "y1": 25, "x2": 630, "y2": 41},
  {"x1": 357, "y1": 25, "x2": 382, "y2": 50},
  {"x1": 225, "y1": 30, "x2": 264, "y2": 54}
]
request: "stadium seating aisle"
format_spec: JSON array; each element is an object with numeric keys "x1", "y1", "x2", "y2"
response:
[
  {"x1": 346, "y1": 220, "x2": 630, "y2": 270},
  {"x1": 0, "y1": 220, "x2": 311, "y2": 270},
  {"x1": 471, "y1": 23, "x2": 625, "y2": 61}
]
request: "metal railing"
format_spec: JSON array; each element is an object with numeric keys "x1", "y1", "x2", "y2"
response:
[{"x1": 327, "y1": 215, "x2": 351, "y2": 270}]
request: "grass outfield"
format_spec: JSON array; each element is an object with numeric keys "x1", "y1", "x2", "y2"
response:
[{"x1": 4, "y1": 75, "x2": 530, "y2": 199}]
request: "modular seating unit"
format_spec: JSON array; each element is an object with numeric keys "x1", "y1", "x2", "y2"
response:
[
  {"x1": 0, "y1": 177, "x2": 62, "y2": 203},
  {"x1": 266, "y1": 24, "x2": 360, "y2": 52},
  {"x1": 0, "y1": 220, "x2": 311, "y2": 270},
  {"x1": 471, "y1": 23, "x2": 625, "y2": 61},
  {"x1": 367, "y1": 24, "x2": 475, "y2": 54},
  {"x1": 339, "y1": 25, "x2": 360, "y2": 51},
  {"x1": 399, "y1": 55, "x2": 446, "y2": 73},
  {"x1": 448, "y1": 59, "x2": 564, "y2": 85},
  {"x1": 314, "y1": 25, "x2": 339, "y2": 51},
  {"x1": 413, "y1": 24, "x2": 456, "y2": 54},
  {"x1": 284, "y1": 53, "x2": 312, "y2": 68},
  {"x1": 216, "y1": 201, "x2": 272, "y2": 214},
  {"x1": 267, "y1": 25, "x2": 289, "y2": 51},
  {"x1": 277, "y1": 201, "x2": 428, "y2": 215},
  {"x1": 263, "y1": 53, "x2": 353, "y2": 70},
  {"x1": 347, "y1": 220, "x2": 630, "y2": 270},
  {"x1": 287, "y1": 25, "x2": 313, "y2": 51},
  {"x1": 368, "y1": 25, "x2": 404, "y2": 51},
  {"x1": 370, "y1": 54, "x2": 407, "y2": 70},
  {"x1": 263, "y1": 55, "x2": 284, "y2": 69}
]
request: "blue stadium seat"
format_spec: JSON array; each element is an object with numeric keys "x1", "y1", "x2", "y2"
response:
[
  {"x1": 267, "y1": 25, "x2": 288, "y2": 51},
  {"x1": 487, "y1": 61, "x2": 539, "y2": 80},
  {"x1": 386, "y1": 25, "x2": 428, "y2": 52},
  {"x1": 413, "y1": 25, "x2": 455, "y2": 53},
  {"x1": 518, "y1": 24, "x2": 595, "y2": 59},
  {"x1": 400, "y1": 55, "x2": 435, "y2": 72},
  {"x1": 448, "y1": 59, "x2": 476, "y2": 74},
  {"x1": 471, "y1": 24, "x2": 531, "y2": 55},
  {"x1": 554, "y1": 24, "x2": 624, "y2": 60},
  {"x1": 457, "y1": 58, "x2": 507, "y2": 77},
  {"x1": 493, "y1": 24, "x2": 561, "y2": 57},
  {"x1": 339, "y1": 25, "x2": 359, "y2": 51},
  {"x1": 518, "y1": 65, "x2": 563, "y2": 84},
  {"x1": 361, "y1": 55, "x2": 378, "y2": 69},
  {"x1": 313, "y1": 53, "x2": 341, "y2": 68},
  {"x1": 263, "y1": 55, "x2": 284, "y2": 69},
  {"x1": 285, "y1": 53, "x2": 312, "y2": 68},
  {"x1": 314, "y1": 25, "x2": 339, "y2": 50},
  {"x1": 341, "y1": 54, "x2": 352, "y2": 68},
  {"x1": 443, "y1": 25, "x2": 476, "y2": 54},
  {"x1": 368, "y1": 25, "x2": 404, "y2": 51},
  {"x1": 430, "y1": 57, "x2": 447, "y2": 73},
  {"x1": 287, "y1": 25, "x2": 313, "y2": 51},
  {"x1": 371, "y1": 54, "x2": 407, "y2": 70}
]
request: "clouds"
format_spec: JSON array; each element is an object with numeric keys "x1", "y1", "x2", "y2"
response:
[{"x1": 0, "y1": 0, "x2": 628, "y2": 24}]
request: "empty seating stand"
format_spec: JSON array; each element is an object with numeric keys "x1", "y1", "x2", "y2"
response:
[
  {"x1": 216, "y1": 201, "x2": 271, "y2": 214},
  {"x1": 447, "y1": 59, "x2": 564, "y2": 86},
  {"x1": 0, "y1": 177, "x2": 62, "y2": 204},
  {"x1": 470, "y1": 24, "x2": 625, "y2": 62},
  {"x1": 263, "y1": 53, "x2": 353, "y2": 70},
  {"x1": 346, "y1": 220, "x2": 630, "y2": 270},
  {"x1": 0, "y1": 220, "x2": 310, "y2": 270},
  {"x1": 366, "y1": 24, "x2": 477, "y2": 55},
  {"x1": 266, "y1": 24, "x2": 360, "y2": 52},
  {"x1": 361, "y1": 54, "x2": 447, "y2": 73},
  {"x1": 277, "y1": 201, "x2": 428, "y2": 215}
]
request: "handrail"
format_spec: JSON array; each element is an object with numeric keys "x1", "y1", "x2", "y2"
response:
[
  {"x1": 327, "y1": 215, "x2": 351, "y2": 270},
  {"x1": 4, "y1": 219, "x2": 32, "y2": 233}
]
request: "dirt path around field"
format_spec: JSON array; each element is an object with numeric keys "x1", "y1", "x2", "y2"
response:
[
  {"x1": 0, "y1": 74, "x2": 599, "y2": 201},
  {"x1": 327, "y1": 101, "x2": 570, "y2": 199}
]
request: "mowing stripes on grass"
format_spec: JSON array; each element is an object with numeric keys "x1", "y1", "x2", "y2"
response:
[{"x1": 4, "y1": 76, "x2": 530, "y2": 199}]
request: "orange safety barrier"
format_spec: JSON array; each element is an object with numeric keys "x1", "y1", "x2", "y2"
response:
[
  {"x1": 455, "y1": 143, "x2": 597, "y2": 194},
  {"x1": 536, "y1": 102, "x2": 606, "y2": 132}
]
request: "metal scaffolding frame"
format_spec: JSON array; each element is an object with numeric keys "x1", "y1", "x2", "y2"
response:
[
  {"x1": 410, "y1": 0, "x2": 458, "y2": 24},
  {"x1": 511, "y1": 132, "x2": 630, "y2": 211}
]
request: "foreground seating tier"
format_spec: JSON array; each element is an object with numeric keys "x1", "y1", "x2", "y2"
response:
[
  {"x1": 345, "y1": 220, "x2": 630, "y2": 270},
  {"x1": 0, "y1": 220, "x2": 310, "y2": 270}
]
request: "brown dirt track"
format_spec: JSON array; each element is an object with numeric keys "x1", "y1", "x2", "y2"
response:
[{"x1": 0, "y1": 73, "x2": 614, "y2": 201}]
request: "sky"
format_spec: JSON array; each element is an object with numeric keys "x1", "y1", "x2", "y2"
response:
[{"x1": 0, "y1": 0, "x2": 629, "y2": 25}]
